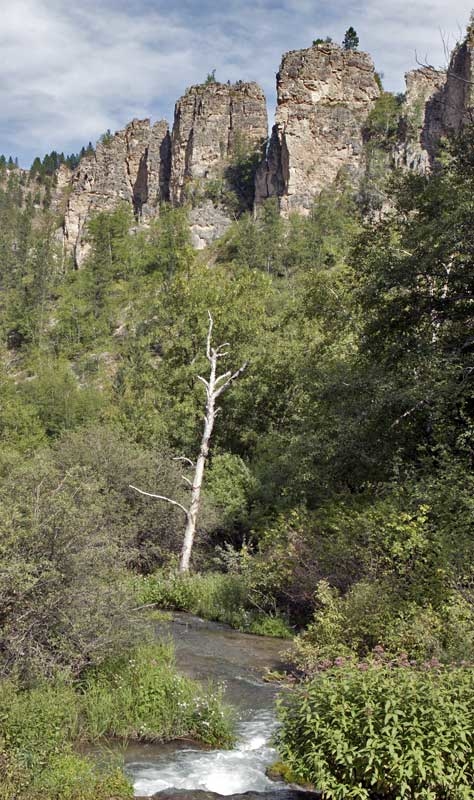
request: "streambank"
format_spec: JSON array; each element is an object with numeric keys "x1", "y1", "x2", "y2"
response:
[{"x1": 127, "y1": 614, "x2": 314, "y2": 799}]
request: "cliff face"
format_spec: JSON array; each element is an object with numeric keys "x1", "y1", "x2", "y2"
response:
[
  {"x1": 63, "y1": 83, "x2": 268, "y2": 261},
  {"x1": 63, "y1": 119, "x2": 170, "y2": 266},
  {"x1": 394, "y1": 68, "x2": 447, "y2": 172},
  {"x1": 60, "y1": 24, "x2": 474, "y2": 262},
  {"x1": 256, "y1": 43, "x2": 380, "y2": 214},
  {"x1": 397, "y1": 26, "x2": 474, "y2": 172},
  {"x1": 170, "y1": 81, "x2": 268, "y2": 205},
  {"x1": 419, "y1": 28, "x2": 474, "y2": 159}
]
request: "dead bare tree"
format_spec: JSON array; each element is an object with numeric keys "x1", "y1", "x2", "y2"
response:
[{"x1": 130, "y1": 312, "x2": 247, "y2": 573}]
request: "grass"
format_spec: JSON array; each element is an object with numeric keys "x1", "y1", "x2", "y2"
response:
[
  {"x1": 0, "y1": 641, "x2": 234, "y2": 800},
  {"x1": 131, "y1": 569, "x2": 293, "y2": 639}
]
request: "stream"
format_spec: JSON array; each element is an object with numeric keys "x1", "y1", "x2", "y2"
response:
[{"x1": 126, "y1": 613, "x2": 315, "y2": 800}]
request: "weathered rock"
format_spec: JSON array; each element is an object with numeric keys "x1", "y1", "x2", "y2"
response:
[
  {"x1": 63, "y1": 119, "x2": 170, "y2": 266},
  {"x1": 396, "y1": 24, "x2": 474, "y2": 172},
  {"x1": 417, "y1": 23, "x2": 474, "y2": 164},
  {"x1": 170, "y1": 81, "x2": 268, "y2": 206},
  {"x1": 394, "y1": 67, "x2": 447, "y2": 172},
  {"x1": 256, "y1": 43, "x2": 380, "y2": 214},
  {"x1": 188, "y1": 200, "x2": 233, "y2": 249}
]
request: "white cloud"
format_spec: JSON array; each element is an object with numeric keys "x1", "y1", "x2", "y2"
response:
[{"x1": 1, "y1": 0, "x2": 472, "y2": 165}]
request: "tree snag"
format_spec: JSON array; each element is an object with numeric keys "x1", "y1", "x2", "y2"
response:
[{"x1": 130, "y1": 311, "x2": 247, "y2": 573}]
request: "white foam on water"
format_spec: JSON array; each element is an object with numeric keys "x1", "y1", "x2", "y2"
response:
[{"x1": 129, "y1": 710, "x2": 284, "y2": 797}]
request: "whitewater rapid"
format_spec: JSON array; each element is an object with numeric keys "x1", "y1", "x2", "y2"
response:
[{"x1": 129, "y1": 709, "x2": 283, "y2": 796}]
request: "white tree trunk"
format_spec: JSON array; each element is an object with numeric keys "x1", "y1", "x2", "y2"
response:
[{"x1": 131, "y1": 312, "x2": 247, "y2": 574}]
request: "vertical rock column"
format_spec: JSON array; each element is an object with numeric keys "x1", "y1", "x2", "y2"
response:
[
  {"x1": 63, "y1": 119, "x2": 170, "y2": 266},
  {"x1": 169, "y1": 81, "x2": 268, "y2": 248},
  {"x1": 256, "y1": 43, "x2": 380, "y2": 214}
]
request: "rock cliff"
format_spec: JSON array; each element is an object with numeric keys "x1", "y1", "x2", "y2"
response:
[
  {"x1": 395, "y1": 68, "x2": 447, "y2": 172},
  {"x1": 60, "y1": 22, "x2": 474, "y2": 262},
  {"x1": 397, "y1": 24, "x2": 474, "y2": 172},
  {"x1": 170, "y1": 81, "x2": 268, "y2": 205},
  {"x1": 63, "y1": 119, "x2": 170, "y2": 265},
  {"x1": 255, "y1": 43, "x2": 380, "y2": 214}
]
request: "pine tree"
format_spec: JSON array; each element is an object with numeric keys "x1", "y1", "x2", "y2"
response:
[{"x1": 343, "y1": 27, "x2": 359, "y2": 50}]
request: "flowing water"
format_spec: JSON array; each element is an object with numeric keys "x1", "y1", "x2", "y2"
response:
[{"x1": 126, "y1": 613, "x2": 311, "y2": 800}]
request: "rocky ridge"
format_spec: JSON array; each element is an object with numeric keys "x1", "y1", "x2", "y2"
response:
[{"x1": 60, "y1": 24, "x2": 474, "y2": 264}]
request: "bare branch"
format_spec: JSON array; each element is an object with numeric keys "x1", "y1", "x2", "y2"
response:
[
  {"x1": 197, "y1": 375, "x2": 209, "y2": 390},
  {"x1": 182, "y1": 476, "x2": 193, "y2": 487},
  {"x1": 173, "y1": 456, "x2": 195, "y2": 468},
  {"x1": 214, "y1": 362, "x2": 248, "y2": 398},
  {"x1": 129, "y1": 485, "x2": 189, "y2": 518},
  {"x1": 206, "y1": 311, "x2": 213, "y2": 361},
  {"x1": 215, "y1": 371, "x2": 232, "y2": 385}
]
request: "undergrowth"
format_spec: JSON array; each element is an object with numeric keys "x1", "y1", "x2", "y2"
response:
[
  {"x1": 276, "y1": 664, "x2": 474, "y2": 799},
  {"x1": 131, "y1": 570, "x2": 293, "y2": 639},
  {"x1": 0, "y1": 642, "x2": 233, "y2": 799}
]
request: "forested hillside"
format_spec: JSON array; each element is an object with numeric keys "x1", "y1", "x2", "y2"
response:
[{"x1": 0, "y1": 120, "x2": 473, "y2": 798}]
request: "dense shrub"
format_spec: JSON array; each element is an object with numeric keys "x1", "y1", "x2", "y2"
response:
[
  {"x1": 81, "y1": 642, "x2": 234, "y2": 746},
  {"x1": 292, "y1": 580, "x2": 474, "y2": 672},
  {"x1": 132, "y1": 570, "x2": 292, "y2": 638},
  {"x1": 276, "y1": 665, "x2": 474, "y2": 799}
]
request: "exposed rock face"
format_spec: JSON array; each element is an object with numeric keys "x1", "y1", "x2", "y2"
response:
[
  {"x1": 169, "y1": 81, "x2": 268, "y2": 206},
  {"x1": 188, "y1": 201, "x2": 234, "y2": 249},
  {"x1": 256, "y1": 43, "x2": 380, "y2": 214},
  {"x1": 397, "y1": 26, "x2": 474, "y2": 172},
  {"x1": 417, "y1": 26, "x2": 474, "y2": 163},
  {"x1": 394, "y1": 68, "x2": 447, "y2": 172},
  {"x1": 63, "y1": 119, "x2": 170, "y2": 266}
]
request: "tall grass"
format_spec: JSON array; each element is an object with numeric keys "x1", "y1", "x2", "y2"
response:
[
  {"x1": 0, "y1": 642, "x2": 234, "y2": 799},
  {"x1": 132, "y1": 570, "x2": 293, "y2": 638}
]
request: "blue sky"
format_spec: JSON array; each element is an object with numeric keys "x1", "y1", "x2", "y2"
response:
[{"x1": 2, "y1": 0, "x2": 473, "y2": 167}]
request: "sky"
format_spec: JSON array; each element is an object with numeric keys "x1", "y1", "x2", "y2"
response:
[{"x1": 2, "y1": 0, "x2": 473, "y2": 167}]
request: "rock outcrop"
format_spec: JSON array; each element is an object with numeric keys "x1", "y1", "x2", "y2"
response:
[
  {"x1": 256, "y1": 43, "x2": 380, "y2": 214},
  {"x1": 59, "y1": 20, "x2": 474, "y2": 262},
  {"x1": 395, "y1": 68, "x2": 447, "y2": 172},
  {"x1": 397, "y1": 24, "x2": 474, "y2": 172},
  {"x1": 170, "y1": 81, "x2": 268, "y2": 205},
  {"x1": 63, "y1": 119, "x2": 170, "y2": 265},
  {"x1": 63, "y1": 83, "x2": 268, "y2": 263}
]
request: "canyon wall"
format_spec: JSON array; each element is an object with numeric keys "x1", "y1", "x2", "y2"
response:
[
  {"x1": 61, "y1": 24, "x2": 474, "y2": 263},
  {"x1": 63, "y1": 119, "x2": 170, "y2": 265},
  {"x1": 255, "y1": 43, "x2": 380, "y2": 214}
]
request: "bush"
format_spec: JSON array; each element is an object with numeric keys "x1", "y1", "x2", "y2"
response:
[
  {"x1": 132, "y1": 569, "x2": 292, "y2": 638},
  {"x1": 0, "y1": 449, "x2": 143, "y2": 680},
  {"x1": 292, "y1": 580, "x2": 474, "y2": 672},
  {"x1": 81, "y1": 642, "x2": 234, "y2": 746},
  {"x1": 0, "y1": 679, "x2": 132, "y2": 799},
  {"x1": 0, "y1": 642, "x2": 233, "y2": 798},
  {"x1": 276, "y1": 665, "x2": 474, "y2": 799}
]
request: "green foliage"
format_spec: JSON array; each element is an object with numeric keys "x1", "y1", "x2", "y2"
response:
[
  {"x1": 342, "y1": 27, "x2": 359, "y2": 50},
  {"x1": 0, "y1": 642, "x2": 232, "y2": 798},
  {"x1": 81, "y1": 643, "x2": 234, "y2": 746},
  {"x1": 313, "y1": 37, "x2": 333, "y2": 45},
  {"x1": 0, "y1": 679, "x2": 133, "y2": 799},
  {"x1": 276, "y1": 665, "x2": 474, "y2": 799},
  {"x1": 225, "y1": 132, "x2": 265, "y2": 214},
  {"x1": 99, "y1": 129, "x2": 113, "y2": 146},
  {"x1": 132, "y1": 570, "x2": 292, "y2": 638},
  {"x1": 205, "y1": 69, "x2": 217, "y2": 84},
  {"x1": 293, "y1": 579, "x2": 474, "y2": 672},
  {"x1": 364, "y1": 92, "x2": 403, "y2": 146},
  {"x1": 0, "y1": 446, "x2": 143, "y2": 680}
]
